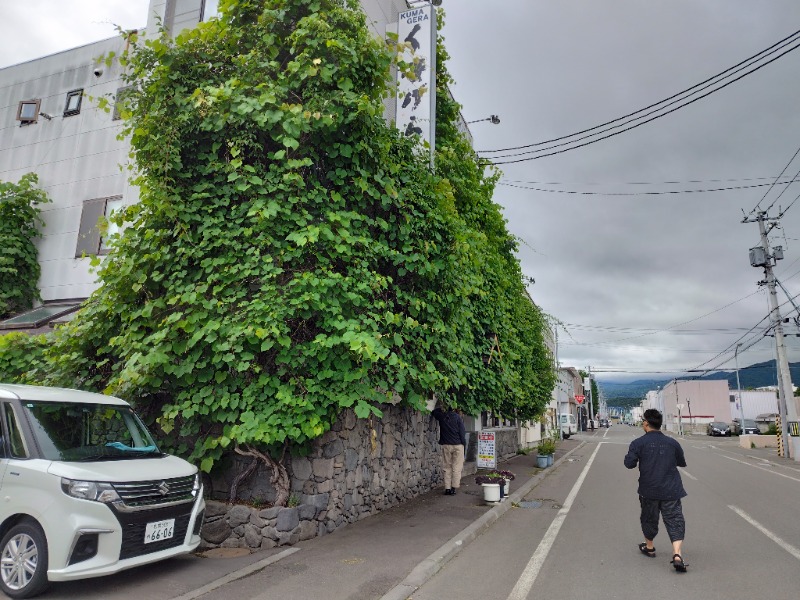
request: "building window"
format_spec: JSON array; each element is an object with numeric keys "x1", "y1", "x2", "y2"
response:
[
  {"x1": 75, "y1": 196, "x2": 124, "y2": 256},
  {"x1": 201, "y1": 0, "x2": 221, "y2": 21},
  {"x1": 112, "y1": 86, "x2": 134, "y2": 121},
  {"x1": 0, "y1": 303, "x2": 81, "y2": 331},
  {"x1": 16, "y1": 99, "x2": 40, "y2": 124},
  {"x1": 63, "y1": 89, "x2": 83, "y2": 117}
]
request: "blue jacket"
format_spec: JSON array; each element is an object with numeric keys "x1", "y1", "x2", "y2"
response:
[
  {"x1": 432, "y1": 408, "x2": 466, "y2": 446},
  {"x1": 624, "y1": 430, "x2": 687, "y2": 500}
]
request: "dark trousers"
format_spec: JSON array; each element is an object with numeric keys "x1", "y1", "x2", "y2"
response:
[{"x1": 639, "y1": 496, "x2": 685, "y2": 542}]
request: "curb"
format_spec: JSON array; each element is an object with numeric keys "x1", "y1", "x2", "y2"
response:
[{"x1": 379, "y1": 441, "x2": 587, "y2": 600}]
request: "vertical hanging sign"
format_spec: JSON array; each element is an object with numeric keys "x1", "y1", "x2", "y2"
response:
[{"x1": 395, "y1": 5, "x2": 437, "y2": 168}]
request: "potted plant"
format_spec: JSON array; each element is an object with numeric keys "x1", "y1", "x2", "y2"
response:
[
  {"x1": 536, "y1": 438, "x2": 556, "y2": 468},
  {"x1": 498, "y1": 469, "x2": 515, "y2": 494},
  {"x1": 475, "y1": 473, "x2": 506, "y2": 503}
]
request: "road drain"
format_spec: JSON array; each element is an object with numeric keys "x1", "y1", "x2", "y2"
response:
[{"x1": 517, "y1": 501, "x2": 543, "y2": 509}]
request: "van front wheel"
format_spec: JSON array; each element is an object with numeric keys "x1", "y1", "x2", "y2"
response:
[{"x1": 0, "y1": 520, "x2": 49, "y2": 599}]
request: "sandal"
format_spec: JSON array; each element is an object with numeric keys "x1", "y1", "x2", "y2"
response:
[
  {"x1": 638, "y1": 543, "x2": 656, "y2": 557},
  {"x1": 671, "y1": 554, "x2": 687, "y2": 572}
]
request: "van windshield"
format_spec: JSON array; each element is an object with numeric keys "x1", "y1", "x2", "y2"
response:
[{"x1": 20, "y1": 401, "x2": 161, "y2": 462}]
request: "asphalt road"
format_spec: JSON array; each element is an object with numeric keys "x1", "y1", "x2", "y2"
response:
[{"x1": 412, "y1": 425, "x2": 800, "y2": 600}]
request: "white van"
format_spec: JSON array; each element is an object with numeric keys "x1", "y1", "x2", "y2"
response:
[
  {"x1": 560, "y1": 413, "x2": 577, "y2": 439},
  {"x1": 0, "y1": 384, "x2": 205, "y2": 598}
]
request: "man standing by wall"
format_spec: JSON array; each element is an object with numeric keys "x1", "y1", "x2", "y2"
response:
[
  {"x1": 624, "y1": 408, "x2": 689, "y2": 572},
  {"x1": 432, "y1": 402, "x2": 467, "y2": 495}
]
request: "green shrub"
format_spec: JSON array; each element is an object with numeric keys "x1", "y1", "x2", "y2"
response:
[
  {"x1": 0, "y1": 174, "x2": 50, "y2": 318},
  {"x1": 0, "y1": 332, "x2": 50, "y2": 383}
]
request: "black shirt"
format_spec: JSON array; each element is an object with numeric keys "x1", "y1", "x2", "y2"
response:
[
  {"x1": 624, "y1": 430, "x2": 687, "y2": 500},
  {"x1": 432, "y1": 408, "x2": 466, "y2": 446}
]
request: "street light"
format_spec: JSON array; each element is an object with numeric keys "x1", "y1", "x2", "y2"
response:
[
  {"x1": 466, "y1": 115, "x2": 500, "y2": 125},
  {"x1": 676, "y1": 403, "x2": 684, "y2": 436},
  {"x1": 735, "y1": 343, "x2": 745, "y2": 435}
]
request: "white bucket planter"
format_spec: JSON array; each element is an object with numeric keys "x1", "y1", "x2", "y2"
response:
[{"x1": 482, "y1": 483, "x2": 501, "y2": 503}]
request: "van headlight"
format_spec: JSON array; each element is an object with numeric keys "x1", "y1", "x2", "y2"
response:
[{"x1": 61, "y1": 478, "x2": 121, "y2": 503}]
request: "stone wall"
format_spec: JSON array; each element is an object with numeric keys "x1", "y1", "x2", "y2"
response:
[
  {"x1": 487, "y1": 427, "x2": 519, "y2": 462},
  {"x1": 201, "y1": 404, "x2": 483, "y2": 549}
]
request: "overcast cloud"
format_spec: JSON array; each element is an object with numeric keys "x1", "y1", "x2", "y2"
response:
[{"x1": 3, "y1": 1, "x2": 800, "y2": 382}]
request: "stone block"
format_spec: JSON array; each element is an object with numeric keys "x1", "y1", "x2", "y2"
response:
[
  {"x1": 298, "y1": 520, "x2": 317, "y2": 541},
  {"x1": 202, "y1": 518, "x2": 231, "y2": 545},
  {"x1": 298, "y1": 504, "x2": 316, "y2": 520},
  {"x1": 244, "y1": 524, "x2": 263, "y2": 548},
  {"x1": 317, "y1": 479, "x2": 333, "y2": 493},
  {"x1": 277, "y1": 531, "x2": 293, "y2": 546},
  {"x1": 740, "y1": 434, "x2": 777, "y2": 448},
  {"x1": 291, "y1": 457, "x2": 313, "y2": 480},
  {"x1": 344, "y1": 448, "x2": 359, "y2": 471},
  {"x1": 276, "y1": 507, "x2": 300, "y2": 532},
  {"x1": 323, "y1": 439, "x2": 344, "y2": 459},
  {"x1": 227, "y1": 505, "x2": 253, "y2": 528},
  {"x1": 258, "y1": 507, "x2": 281, "y2": 520},
  {"x1": 204, "y1": 500, "x2": 230, "y2": 518},
  {"x1": 312, "y1": 458, "x2": 334, "y2": 479},
  {"x1": 260, "y1": 538, "x2": 278, "y2": 549},
  {"x1": 300, "y1": 493, "x2": 330, "y2": 512}
]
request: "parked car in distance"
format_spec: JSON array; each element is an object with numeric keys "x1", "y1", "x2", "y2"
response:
[
  {"x1": 731, "y1": 418, "x2": 760, "y2": 435},
  {"x1": 706, "y1": 421, "x2": 731, "y2": 436},
  {"x1": 0, "y1": 384, "x2": 205, "y2": 599}
]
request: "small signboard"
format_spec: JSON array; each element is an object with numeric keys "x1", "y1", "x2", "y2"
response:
[
  {"x1": 477, "y1": 432, "x2": 496, "y2": 469},
  {"x1": 789, "y1": 421, "x2": 800, "y2": 437}
]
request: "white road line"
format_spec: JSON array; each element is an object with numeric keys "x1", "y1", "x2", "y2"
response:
[
  {"x1": 720, "y1": 454, "x2": 800, "y2": 483},
  {"x1": 171, "y1": 548, "x2": 300, "y2": 600},
  {"x1": 682, "y1": 470, "x2": 698, "y2": 481},
  {"x1": 506, "y1": 443, "x2": 601, "y2": 600},
  {"x1": 729, "y1": 505, "x2": 800, "y2": 562}
]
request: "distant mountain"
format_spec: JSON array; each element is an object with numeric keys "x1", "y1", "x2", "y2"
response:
[
  {"x1": 700, "y1": 359, "x2": 800, "y2": 389},
  {"x1": 597, "y1": 360, "x2": 800, "y2": 408}
]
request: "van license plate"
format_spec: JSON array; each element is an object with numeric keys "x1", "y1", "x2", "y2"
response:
[{"x1": 144, "y1": 519, "x2": 175, "y2": 544}]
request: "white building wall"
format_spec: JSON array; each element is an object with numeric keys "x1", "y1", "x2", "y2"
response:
[
  {"x1": 0, "y1": 37, "x2": 133, "y2": 301},
  {"x1": 661, "y1": 379, "x2": 730, "y2": 433},
  {"x1": 729, "y1": 390, "x2": 780, "y2": 421},
  {"x1": 0, "y1": 0, "x2": 409, "y2": 306}
]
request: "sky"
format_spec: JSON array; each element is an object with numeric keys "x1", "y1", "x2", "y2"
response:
[{"x1": 3, "y1": 1, "x2": 800, "y2": 383}]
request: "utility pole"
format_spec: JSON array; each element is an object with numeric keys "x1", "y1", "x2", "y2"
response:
[
  {"x1": 735, "y1": 343, "x2": 746, "y2": 435},
  {"x1": 586, "y1": 367, "x2": 595, "y2": 429},
  {"x1": 743, "y1": 210, "x2": 800, "y2": 460}
]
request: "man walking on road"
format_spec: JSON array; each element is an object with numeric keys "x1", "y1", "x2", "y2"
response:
[
  {"x1": 624, "y1": 408, "x2": 689, "y2": 572},
  {"x1": 432, "y1": 402, "x2": 467, "y2": 495}
]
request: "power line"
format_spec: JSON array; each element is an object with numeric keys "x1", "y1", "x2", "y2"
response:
[
  {"x1": 479, "y1": 32, "x2": 800, "y2": 164},
  {"x1": 498, "y1": 179, "x2": 800, "y2": 197}
]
